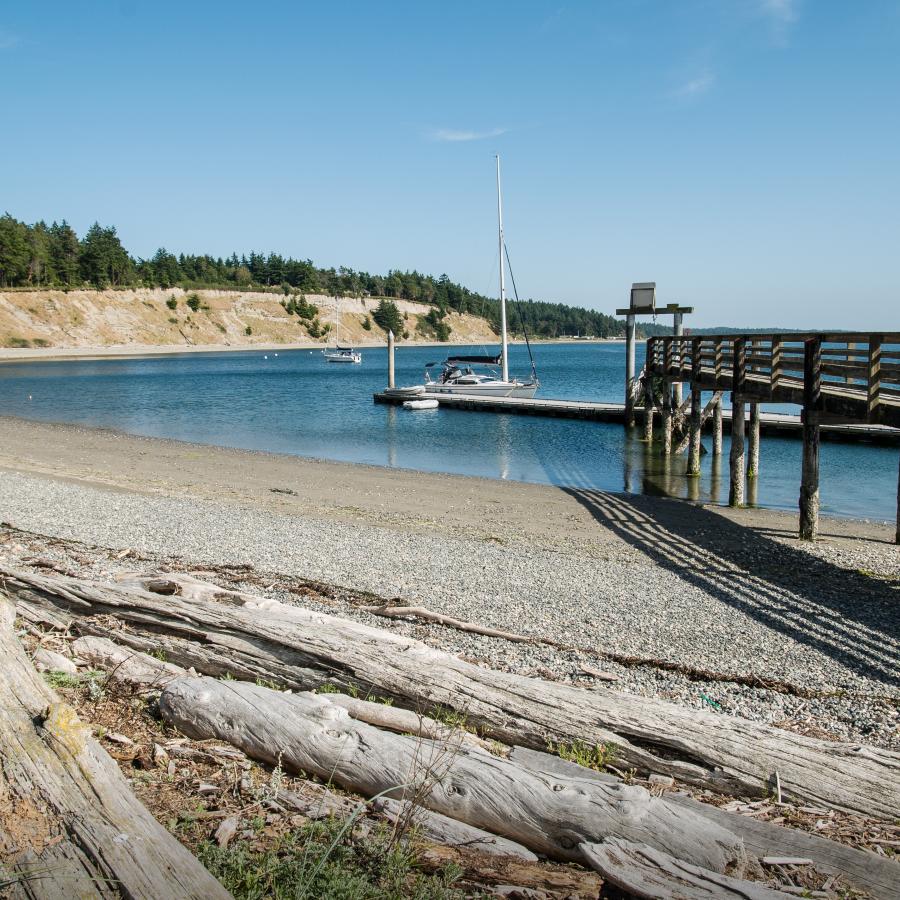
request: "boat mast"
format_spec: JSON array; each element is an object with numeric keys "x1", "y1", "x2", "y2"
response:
[{"x1": 496, "y1": 155, "x2": 509, "y2": 383}]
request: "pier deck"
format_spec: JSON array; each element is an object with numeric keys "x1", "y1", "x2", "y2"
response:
[{"x1": 372, "y1": 391, "x2": 900, "y2": 444}]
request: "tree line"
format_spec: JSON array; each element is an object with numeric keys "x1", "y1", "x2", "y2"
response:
[{"x1": 0, "y1": 212, "x2": 630, "y2": 338}]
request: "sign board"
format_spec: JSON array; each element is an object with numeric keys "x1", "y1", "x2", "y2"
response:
[{"x1": 630, "y1": 282, "x2": 656, "y2": 312}]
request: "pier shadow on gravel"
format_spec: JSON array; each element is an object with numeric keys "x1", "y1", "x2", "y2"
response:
[{"x1": 558, "y1": 485, "x2": 899, "y2": 690}]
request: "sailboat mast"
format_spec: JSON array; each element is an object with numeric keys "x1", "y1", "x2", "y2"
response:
[{"x1": 496, "y1": 155, "x2": 509, "y2": 382}]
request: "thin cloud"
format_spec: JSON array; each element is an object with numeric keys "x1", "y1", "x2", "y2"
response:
[
  {"x1": 673, "y1": 70, "x2": 715, "y2": 99},
  {"x1": 759, "y1": 0, "x2": 800, "y2": 45},
  {"x1": 429, "y1": 127, "x2": 508, "y2": 143}
]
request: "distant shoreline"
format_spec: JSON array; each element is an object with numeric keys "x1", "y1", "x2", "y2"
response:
[{"x1": 0, "y1": 337, "x2": 626, "y2": 364}]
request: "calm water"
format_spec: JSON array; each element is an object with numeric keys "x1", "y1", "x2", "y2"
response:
[{"x1": 0, "y1": 343, "x2": 896, "y2": 522}]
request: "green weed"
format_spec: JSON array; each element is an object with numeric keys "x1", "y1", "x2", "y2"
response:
[{"x1": 549, "y1": 739, "x2": 618, "y2": 772}]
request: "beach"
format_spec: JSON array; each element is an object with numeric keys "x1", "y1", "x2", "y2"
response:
[{"x1": 1, "y1": 416, "x2": 896, "y2": 749}]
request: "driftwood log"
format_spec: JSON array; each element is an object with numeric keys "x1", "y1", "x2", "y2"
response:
[
  {"x1": 159, "y1": 675, "x2": 750, "y2": 874},
  {"x1": 580, "y1": 840, "x2": 792, "y2": 899},
  {"x1": 0, "y1": 598, "x2": 230, "y2": 900},
  {"x1": 509, "y1": 747, "x2": 900, "y2": 900},
  {"x1": 72, "y1": 636, "x2": 900, "y2": 899},
  {"x1": 5, "y1": 566, "x2": 899, "y2": 820}
]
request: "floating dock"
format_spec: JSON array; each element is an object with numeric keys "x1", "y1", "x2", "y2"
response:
[{"x1": 373, "y1": 391, "x2": 900, "y2": 445}]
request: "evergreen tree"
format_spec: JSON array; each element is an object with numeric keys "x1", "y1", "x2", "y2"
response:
[
  {"x1": 0, "y1": 213, "x2": 30, "y2": 286},
  {"x1": 48, "y1": 220, "x2": 80, "y2": 284},
  {"x1": 372, "y1": 298, "x2": 404, "y2": 336}
]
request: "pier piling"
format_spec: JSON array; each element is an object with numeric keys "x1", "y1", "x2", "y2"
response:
[
  {"x1": 799, "y1": 337, "x2": 822, "y2": 540},
  {"x1": 387, "y1": 330, "x2": 395, "y2": 389},
  {"x1": 748, "y1": 402, "x2": 760, "y2": 478},
  {"x1": 625, "y1": 314, "x2": 636, "y2": 426},
  {"x1": 712, "y1": 398, "x2": 723, "y2": 456}
]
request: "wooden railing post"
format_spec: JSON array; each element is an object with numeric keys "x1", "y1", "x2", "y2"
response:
[
  {"x1": 714, "y1": 339, "x2": 724, "y2": 389},
  {"x1": 729, "y1": 337, "x2": 746, "y2": 506},
  {"x1": 770, "y1": 336, "x2": 782, "y2": 396},
  {"x1": 687, "y1": 338, "x2": 702, "y2": 476},
  {"x1": 800, "y1": 336, "x2": 822, "y2": 540},
  {"x1": 662, "y1": 379, "x2": 673, "y2": 456},
  {"x1": 867, "y1": 335, "x2": 882, "y2": 424}
]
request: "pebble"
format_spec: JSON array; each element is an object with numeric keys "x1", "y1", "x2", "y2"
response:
[{"x1": 1, "y1": 469, "x2": 897, "y2": 749}]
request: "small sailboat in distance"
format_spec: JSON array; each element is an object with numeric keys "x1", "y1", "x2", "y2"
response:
[
  {"x1": 322, "y1": 297, "x2": 362, "y2": 364},
  {"x1": 424, "y1": 156, "x2": 538, "y2": 398}
]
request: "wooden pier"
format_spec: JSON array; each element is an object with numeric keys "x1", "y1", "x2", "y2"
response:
[
  {"x1": 372, "y1": 390, "x2": 900, "y2": 444},
  {"x1": 644, "y1": 331, "x2": 900, "y2": 541}
]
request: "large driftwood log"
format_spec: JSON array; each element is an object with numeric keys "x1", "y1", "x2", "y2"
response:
[
  {"x1": 159, "y1": 675, "x2": 748, "y2": 874},
  {"x1": 0, "y1": 598, "x2": 230, "y2": 900},
  {"x1": 6, "y1": 566, "x2": 899, "y2": 820},
  {"x1": 372, "y1": 798, "x2": 538, "y2": 860},
  {"x1": 509, "y1": 747, "x2": 900, "y2": 900},
  {"x1": 580, "y1": 839, "x2": 792, "y2": 899},
  {"x1": 69, "y1": 634, "x2": 900, "y2": 898}
]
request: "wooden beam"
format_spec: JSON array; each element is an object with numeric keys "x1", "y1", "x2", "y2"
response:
[
  {"x1": 800, "y1": 337, "x2": 822, "y2": 540},
  {"x1": 644, "y1": 378, "x2": 654, "y2": 443},
  {"x1": 867, "y1": 335, "x2": 882, "y2": 423},
  {"x1": 687, "y1": 339, "x2": 702, "y2": 476}
]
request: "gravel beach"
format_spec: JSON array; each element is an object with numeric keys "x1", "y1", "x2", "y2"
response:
[{"x1": 1, "y1": 417, "x2": 897, "y2": 749}]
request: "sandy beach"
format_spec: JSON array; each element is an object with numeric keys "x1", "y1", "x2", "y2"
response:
[{"x1": 1, "y1": 416, "x2": 897, "y2": 750}]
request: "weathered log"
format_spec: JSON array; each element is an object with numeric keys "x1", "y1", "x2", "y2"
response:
[
  {"x1": 372, "y1": 798, "x2": 538, "y2": 860},
  {"x1": 416, "y1": 842, "x2": 602, "y2": 898},
  {"x1": 0, "y1": 598, "x2": 230, "y2": 900},
  {"x1": 72, "y1": 634, "x2": 185, "y2": 689},
  {"x1": 580, "y1": 839, "x2": 792, "y2": 899},
  {"x1": 159, "y1": 676, "x2": 748, "y2": 873},
  {"x1": 6, "y1": 567, "x2": 899, "y2": 820},
  {"x1": 509, "y1": 746, "x2": 900, "y2": 900}
]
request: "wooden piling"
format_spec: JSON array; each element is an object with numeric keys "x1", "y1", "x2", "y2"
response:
[
  {"x1": 662, "y1": 382, "x2": 673, "y2": 455},
  {"x1": 625, "y1": 315, "x2": 636, "y2": 426},
  {"x1": 728, "y1": 338, "x2": 747, "y2": 507},
  {"x1": 644, "y1": 387, "x2": 654, "y2": 443},
  {"x1": 687, "y1": 339, "x2": 702, "y2": 476},
  {"x1": 712, "y1": 397, "x2": 723, "y2": 456},
  {"x1": 387, "y1": 330, "x2": 395, "y2": 389},
  {"x1": 800, "y1": 337, "x2": 822, "y2": 540},
  {"x1": 748, "y1": 402, "x2": 760, "y2": 478}
]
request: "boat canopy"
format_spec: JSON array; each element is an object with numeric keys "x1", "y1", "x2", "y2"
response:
[{"x1": 445, "y1": 354, "x2": 502, "y2": 366}]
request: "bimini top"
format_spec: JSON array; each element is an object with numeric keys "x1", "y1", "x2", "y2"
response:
[{"x1": 445, "y1": 354, "x2": 502, "y2": 366}]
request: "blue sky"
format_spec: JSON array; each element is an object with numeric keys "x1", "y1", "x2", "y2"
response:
[{"x1": 2, "y1": 0, "x2": 898, "y2": 328}]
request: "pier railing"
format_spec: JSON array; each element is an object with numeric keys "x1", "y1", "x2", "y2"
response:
[
  {"x1": 644, "y1": 331, "x2": 899, "y2": 543},
  {"x1": 646, "y1": 332, "x2": 900, "y2": 428}
]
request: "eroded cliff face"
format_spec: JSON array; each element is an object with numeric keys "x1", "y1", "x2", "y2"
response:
[{"x1": 0, "y1": 288, "x2": 497, "y2": 350}]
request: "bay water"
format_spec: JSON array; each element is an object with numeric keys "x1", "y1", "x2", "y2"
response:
[{"x1": 1, "y1": 342, "x2": 896, "y2": 522}]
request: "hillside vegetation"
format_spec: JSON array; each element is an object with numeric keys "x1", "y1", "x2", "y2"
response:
[{"x1": 0, "y1": 213, "x2": 627, "y2": 341}]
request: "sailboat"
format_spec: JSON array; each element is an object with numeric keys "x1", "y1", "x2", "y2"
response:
[
  {"x1": 322, "y1": 297, "x2": 362, "y2": 364},
  {"x1": 424, "y1": 156, "x2": 538, "y2": 398}
]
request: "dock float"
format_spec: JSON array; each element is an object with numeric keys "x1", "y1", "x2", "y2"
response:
[{"x1": 373, "y1": 391, "x2": 900, "y2": 445}]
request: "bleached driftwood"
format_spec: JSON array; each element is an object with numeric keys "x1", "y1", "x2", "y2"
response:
[
  {"x1": 159, "y1": 675, "x2": 748, "y2": 873},
  {"x1": 417, "y1": 844, "x2": 604, "y2": 897},
  {"x1": 326, "y1": 692, "x2": 496, "y2": 753},
  {"x1": 362, "y1": 603, "x2": 535, "y2": 643},
  {"x1": 580, "y1": 839, "x2": 791, "y2": 899},
  {"x1": 509, "y1": 746, "x2": 900, "y2": 900},
  {"x1": 372, "y1": 798, "x2": 538, "y2": 860},
  {"x1": 0, "y1": 598, "x2": 230, "y2": 900},
  {"x1": 6, "y1": 566, "x2": 899, "y2": 820},
  {"x1": 72, "y1": 634, "x2": 185, "y2": 689}
]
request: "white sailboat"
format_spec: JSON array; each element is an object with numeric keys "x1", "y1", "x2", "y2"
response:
[
  {"x1": 424, "y1": 156, "x2": 538, "y2": 398},
  {"x1": 322, "y1": 297, "x2": 362, "y2": 364}
]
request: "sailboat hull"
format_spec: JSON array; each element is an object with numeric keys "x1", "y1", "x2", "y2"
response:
[{"x1": 426, "y1": 381, "x2": 539, "y2": 399}]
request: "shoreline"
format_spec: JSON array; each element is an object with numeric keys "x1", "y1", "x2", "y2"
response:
[
  {"x1": 0, "y1": 337, "x2": 626, "y2": 364},
  {"x1": 0, "y1": 416, "x2": 896, "y2": 750}
]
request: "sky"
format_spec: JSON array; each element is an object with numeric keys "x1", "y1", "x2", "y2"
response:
[{"x1": 1, "y1": 0, "x2": 898, "y2": 329}]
